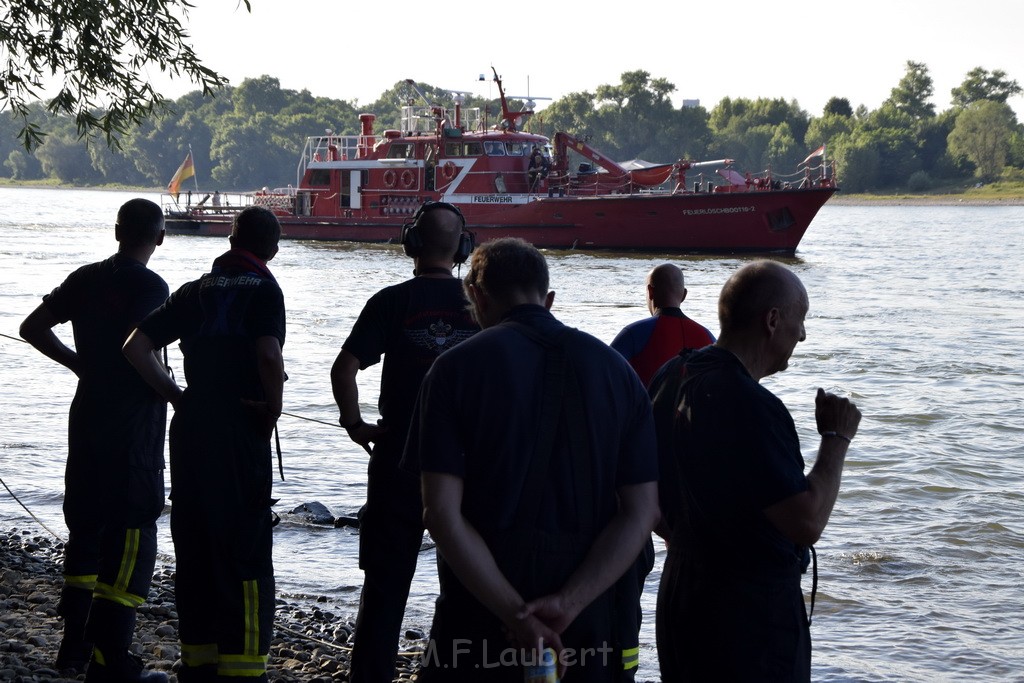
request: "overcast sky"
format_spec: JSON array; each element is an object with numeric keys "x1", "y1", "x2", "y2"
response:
[{"x1": 147, "y1": 0, "x2": 1023, "y2": 120}]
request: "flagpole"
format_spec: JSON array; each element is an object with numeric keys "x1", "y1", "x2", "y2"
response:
[{"x1": 190, "y1": 145, "x2": 199, "y2": 194}]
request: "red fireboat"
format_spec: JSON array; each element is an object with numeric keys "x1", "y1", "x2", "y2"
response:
[{"x1": 163, "y1": 69, "x2": 837, "y2": 253}]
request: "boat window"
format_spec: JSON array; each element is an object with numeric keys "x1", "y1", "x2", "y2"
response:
[
  {"x1": 505, "y1": 142, "x2": 525, "y2": 156},
  {"x1": 387, "y1": 143, "x2": 413, "y2": 159},
  {"x1": 464, "y1": 142, "x2": 483, "y2": 156},
  {"x1": 445, "y1": 142, "x2": 463, "y2": 156},
  {"x1": 308, "y1": 170, "x2": 331, "y2": 186},
  {"x1": 484, "y1": 141, "x2": 505, "y2": 156}
]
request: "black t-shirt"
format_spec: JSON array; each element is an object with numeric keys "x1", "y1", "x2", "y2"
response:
[
  {"x1": 655, "y1": 345, "x2": 808, "y2": 575},
  {"x1": 341, "y1": 276, "x2": 477, "y2": 432},
  {"x1": 404, "y1": 304, "x2": 658, "y2": 536},
  {"x1": 43, "y1": 253, "x2": 169, "y2": 400},
  {"x1": 138, "y1": 249, "x2": 285, "y2": 402}
]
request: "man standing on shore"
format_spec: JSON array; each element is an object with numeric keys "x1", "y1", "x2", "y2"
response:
[
  {"x1": 124, "y1": 206, "x2": 285, "y2": 683},
  {"x1": 652, "y1": 260, "x2": 861, "y2": 681},
  {"x1": 404, "y1": 237, "x2": 660, "y2": 681},
  {"x1": 20, "y1": 198, "x2": 170, "y2": 682},
  {"x1": 331, "y1": 201, "x2": 478, "y2": 682},
  {"x1": 611, "y1": 263, "x2": 715, "y2": 387}
]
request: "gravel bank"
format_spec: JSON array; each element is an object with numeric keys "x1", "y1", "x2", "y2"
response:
[
  {"x1": 0, "y1": 529, "x2": 426, "y2": 682},
  {"x1": 828, "y1": 194, "x2": 1024, "y2": 206}
]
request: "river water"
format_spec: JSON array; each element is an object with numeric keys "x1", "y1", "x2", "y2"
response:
[{"x1": 1, "y1": 187, "x2": 1021, "y2": 681}]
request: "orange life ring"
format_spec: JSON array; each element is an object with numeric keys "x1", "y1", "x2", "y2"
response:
[
  {"x1": 383, "y1": 169, "x2": 397, "y2": 188},
  {"x1": 400, "y1": 170, "x2": 415, "y2": 189},
  {"x1": 442, "y1": 162, "x2": 456, "y2": 180}
]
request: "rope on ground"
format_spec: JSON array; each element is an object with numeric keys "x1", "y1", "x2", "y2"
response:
[
  {"x1": 0, "y1": 474, "x2": 64, "y2": 540},
  {"x1": 275, "y1": 623, "x2": 352, "y2": 653}
]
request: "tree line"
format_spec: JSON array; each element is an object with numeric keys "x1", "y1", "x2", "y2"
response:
[{"x1": 2, "y1": 62, "x2": 1021, "y2": 194}]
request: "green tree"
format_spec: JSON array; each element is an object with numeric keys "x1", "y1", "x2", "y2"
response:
[
  {"x1": 951, "y1": 68, "x2": 1022, "y2": 108},
  {"x1": 805, "y1": 113, "x2": 854, "y2": 151},
  {"x1": 537, "y1": 91, "x2": 598, "y2": 139},
  {"x1": 1008, "y1": 129, "x2": 1024, "y2": 169},
  {"x1": 860, "y1": 105, "x2": 922, "y2": 186},
  {"x1": 886, "y1": 60, "x2": 935, "y2": 120},
  {"x1": 591, "y1": 71, "x2": 679, "y2": 159},
  {"x1": 823, "y1": 97, "x2": 854, "y2": 118},
  {"x1": 210, "y1": 112, "x2": 297, "y2": 189},
  {"x1": 4, "y1": 148, "x2": 41, "y2": 179},
  {"x1": 34, "y1": 131, "x2": 96, "y2": 183},
  {"x1": 89, "y1": 143, "x2": 147, "y2": 185},
  {"x1": 708, "y1": 96, "x2": 809, "y2": 170},
  {"x1": 233, "y1": 76, "x2": 291, "y2": 117},
  {"x1": 916, "y1": 110, "x2": 962, "y2": 179},
  {"x1": 0, "y1": 0, "x2": 244, "y2": 150},
  {"x1": 538, "y1": 73, "x2": 710, "y2": 164},
  {"x1": 121, "y1": 85, "x2": 237, "y2": 187},
  {"x1": 948, "y1": 100, "x2": 1018, "y2": 180},
  {"x1": 831, "y1": 133, "x2": 881, "y2": 192}
]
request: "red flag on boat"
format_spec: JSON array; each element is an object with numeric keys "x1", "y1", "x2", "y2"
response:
[
  {"x1": 801, "y1": 145, "x2": 825, "y2": 166},
  {"x1": 168, "y1": 151, "x2": 195, "y2": 196}
]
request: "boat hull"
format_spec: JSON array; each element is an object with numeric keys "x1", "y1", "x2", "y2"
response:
[{"x1": 165, "y1": 187, "x2": 835, "y2": 254}]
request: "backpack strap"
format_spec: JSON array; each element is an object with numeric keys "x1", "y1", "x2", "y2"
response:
[{"x1": 503, "y1": 321, "x2": 595, "y2": 535}]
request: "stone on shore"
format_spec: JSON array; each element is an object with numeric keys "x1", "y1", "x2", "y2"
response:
[{"x1": 0, "y1": 528, "x2": 426, "y2": 681}]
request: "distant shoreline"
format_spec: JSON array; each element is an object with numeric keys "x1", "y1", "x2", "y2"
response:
[
  {"x1": 2, "y1": 182, "x2": 1023, "y2": 206},
  {"x1": 829, "y1": 194, "x2": 1024, "y2": 206}
]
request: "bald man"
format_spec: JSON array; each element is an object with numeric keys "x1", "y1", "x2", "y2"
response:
[
  {"x1": 611, "y1": 263, "x2": 715, "y2": 387},
  {"x1": 651, "y1": 260, "x2": 861, "y2": 682},
  {"x1": 331, "y1": 201, "x2": 479, "y2": 682}
]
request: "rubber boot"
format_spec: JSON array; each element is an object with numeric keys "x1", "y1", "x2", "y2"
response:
[
  {"x1": 55, "y1": 585, "x2": 93, "y2": 673},
  {"x1": 85, "y1": 599, "x2": 168, "y2": 683}
]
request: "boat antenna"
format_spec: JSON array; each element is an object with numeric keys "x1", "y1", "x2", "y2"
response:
[{"x1": 404, "y1": 79, "x2": 435, "y2": 108}]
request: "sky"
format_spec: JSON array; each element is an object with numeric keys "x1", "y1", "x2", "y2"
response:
[{"x1": 148, "y1": 0, "x2": 1024, "y2": 121}]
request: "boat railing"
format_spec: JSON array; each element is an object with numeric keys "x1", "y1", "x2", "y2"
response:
[
  {"x1": 401, "y1": 105, "x2": 482, "y2": 135},
  {"x1": 296, "y1": 134, "x2": 373, "y2": 183},
  {"x1": 161, "y1": 190, "x2": 255, "y2": 215}
]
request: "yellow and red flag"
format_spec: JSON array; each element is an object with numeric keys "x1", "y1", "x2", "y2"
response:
[{"x1": 168, "y1": 151, "x2": 195, "y2": 195}]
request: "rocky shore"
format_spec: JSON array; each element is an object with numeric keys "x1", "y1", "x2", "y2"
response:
[{"x1": 0, "y1": 529, "x2": 426, "y2": 682}]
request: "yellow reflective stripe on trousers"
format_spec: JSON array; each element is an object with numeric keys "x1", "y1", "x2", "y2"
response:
[
  {"x1": 622, "y1": 646, "x2": 640, "y2": 670},
  {"x1": 218, "y1": 653, "x2": 268, "y2": 677},
  {"x1": 181, "y1": 642, "x2": 219, "y2": 667},
  {"x1": 243, "y1": 579, "x2": 260, "y2": 657},
  {"x1": 115, "y1": 528, "x2": 140, "y2": 594},
  {"x1": 219, "y1": 580, "x2": 266, "y2": 677},
  {"x1": 63, "y1": 574, "x2": 98, "y2": 590},
  {"x1": 93, "y1": 581, "x2": 145, "y2": 608}
]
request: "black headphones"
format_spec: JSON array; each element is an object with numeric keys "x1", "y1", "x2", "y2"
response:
[{"x1": 400, "y1": 201, "x2": 475, "y2": 264}]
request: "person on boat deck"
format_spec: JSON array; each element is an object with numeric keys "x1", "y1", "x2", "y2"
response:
[
  {"x1": 123, "y1": 206, "x2": 286, "y2": 683},
  {"x1": 19, "y1": 198, "x2": 170, "y2": 682},
  {"x1": 331, "y1": 201, "x2": 478, "y2": 682},
  {"x1": 649, "y1": 260, "x2": 861, "y2": 682},
  {"x1": 402, "y1": 237, "x2": 660, "y2": 682},
  {"x1": 527, "y1": 146, "x2": 549, "y2": 190},
  {"x1": 611, "y1": 263, "x2": 716, "y2": 388}
]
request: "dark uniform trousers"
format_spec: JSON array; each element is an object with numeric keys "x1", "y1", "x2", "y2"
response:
[
  {"x1": 59, "y1": 392, "x2": 165, "y2": 662},
  {"x1": 169, "y1": 396, "x2": 275, "y2": 682},
  {"x1": 349, "y1": 432, "x2": 426, "y2": 682}
]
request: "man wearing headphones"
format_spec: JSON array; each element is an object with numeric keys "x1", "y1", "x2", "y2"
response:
[{"x1": 331, "y1": 201, "x2": 479, "y2": 682}]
